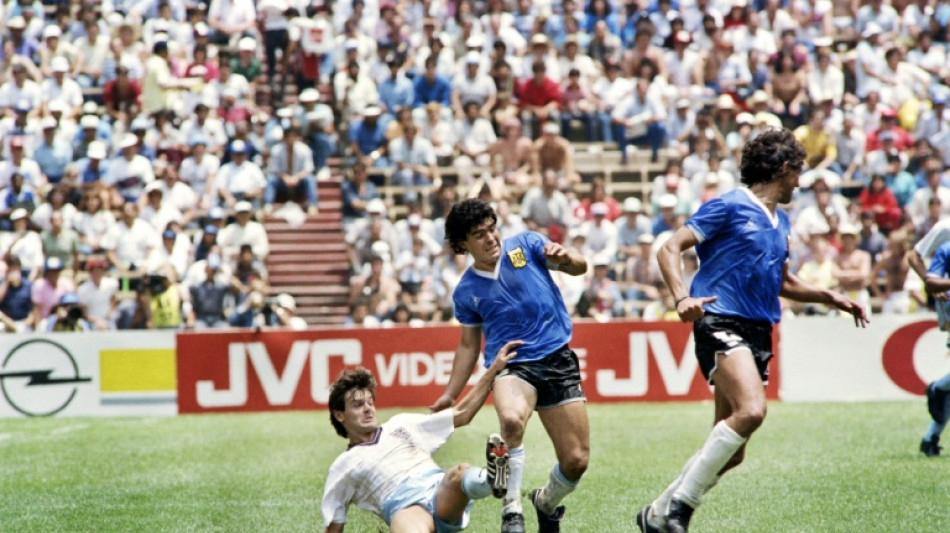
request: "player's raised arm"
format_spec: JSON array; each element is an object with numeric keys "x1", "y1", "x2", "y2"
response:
[
  {"x1": 430, "y1": 325, "x2": 483, "y2": 412},
  {"x1": 453, "y1": 340, "x2": 523, "y2": 428},
  {"x1": 543, "y1": 241, "x2": 587, "y2": 276}
]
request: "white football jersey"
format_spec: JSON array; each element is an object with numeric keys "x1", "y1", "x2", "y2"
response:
[{"x1": 321, "y1": 410, "x2": 455, "y2": 526}]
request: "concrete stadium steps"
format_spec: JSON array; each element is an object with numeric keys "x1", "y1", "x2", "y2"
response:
[{"x1": 264, "y1": 179, "x2": 350, "y2": 327}]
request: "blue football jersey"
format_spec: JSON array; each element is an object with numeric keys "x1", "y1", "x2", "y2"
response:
[
  {"x1": 453, "y1": 232, "x2": 572, "y2": 366},
  {"x1": 686, "y1": 188, "x2": 790, "y2": 324}
]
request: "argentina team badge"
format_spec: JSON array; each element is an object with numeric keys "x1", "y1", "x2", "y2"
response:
[{"x1": 508, "y1": 247, "x2": 527, "y2": 268}]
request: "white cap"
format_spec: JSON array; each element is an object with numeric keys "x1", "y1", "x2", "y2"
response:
[
  {"x1": 676, "y1": 98, "x2": 691, "y2": 108},
  {"x1": 10, "y1": 208, "x2": 28, "y2": 221},
  {"x1": 862, "y1": 22, "x2": 882, "y2": 38},
  {"x1": 622, "y1": 197, "x2": 642, "y2": 213},
  {"x1": 465, "y1": 34, "x2": 485, "y2": 48},
  {"x1": 590, "y1": 202, "x2": 608, "y2": 216},
  {"x1": 362, "y1": 105, "x2": 383, "y2": 116},
  {"x1": 366, "y1": 198, "x2": 386, "y2": 214},
  {"x1": 40, "y1": 117, "x2": 58, "y2": 130},
  {"x1": 276, "y1": 293, "x2": 296, "y2": 311},
  {"x1": 542, "y1": 122, "x2": 560, "y2": 135},
  {"x1": 407, "y1": 213, "x2": 423, "y2": 227},
  {"x1": 145, "y1": 181, "x2": 164, "y2": 193},
  {"x1": 638, "y1": 233, "x2": 655, "y2": 244},
  {"x1": 7, "y1": 16, "x2": 25, "y2": 30},
  {"x1": 299, "y1": 88, "x2": 319, "y2": 103},
  {"x1": 344, "y1": 38, "x2": 359, "y2": 50},
  {"x1": 42, "y1": 25, "x2": 62, "y2": 40},
  {"x1": 238, "y1": 37, "x2": 257, "y2": 51},
  {"x1": 736, "y1": 112, "x2": 755, "y2": 125},
  {"x1": 592, "y1": 254, "x2": 612, "y2": 267},
  {"x1": 464, "y1": 51, "x2": 481, "y2": 65},
  {"x1": 51, "y1": 57, "x2": 70, "y2": 72},
  {"x1": 659, "y1": 193, "x2": 678, "y2": 209},
  {"x1": 839, "y1": 223, "x2": 859, "y2": 235},
  {"x1": 47, "y1": 100, "x2": 66, "y2": 113},
  {"x1": 87, "y1": 140, "x2": 107, "y2": 159},
  {"x1": 194, "y1": 22, "x2": 210, "y2": 36},
  {"x1": 704, "y1": 173, "x2": 720, "y2": 185},
  {"x1": 118, "y1": 133, "x2": 139, "y2": 149},
  {"x1": 276, "y1": 107, "x2": 294, "y2": 118},
  {"x1": 235, "y1": 200, "x2": 253, "y2": 213},
  {"x1": 130, "y1": 117, "x2": 150, "y2": 131}
]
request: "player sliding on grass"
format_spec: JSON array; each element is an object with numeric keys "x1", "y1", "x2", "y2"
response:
[
  {"x1": 432, "y1": 198, "x2": 590, "y2": 533},
  {"x1": 321, "y1": 340, "x2": 522, "y2": 533},
  {"x1": 638, "y1": 129, "x2": 869, "y2": 533},
  {"x1": 907, "y1": 219, "x2": 950, "y2": 457}
]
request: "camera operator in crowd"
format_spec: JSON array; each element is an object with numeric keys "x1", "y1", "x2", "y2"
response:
[
  {"x1": 132, "y1": 266, "x2": 182, "y2": 330},
  {"x1": 38, "y1": 292, "x2": 90, "y2": 332}
]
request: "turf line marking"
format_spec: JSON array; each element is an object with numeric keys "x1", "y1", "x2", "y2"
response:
[{"x1": 51, "y1": 424, "x2": 89, "y2": 435}]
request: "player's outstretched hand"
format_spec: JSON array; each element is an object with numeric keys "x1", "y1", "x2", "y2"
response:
[
  {"x1": 677, "y1": 295, "x2": 717, "y2": 322},
  {"x1": 489, "y1": 340, "x2": 524, "y2": 373},
  {"x1": 429, "y1": 394, "x2": 455, "y2": 413},
  {"x1": 542, "y1": 242, "x2": 571, "y2": 265},
  {"x1": 831, "y1": 293, "x2": 870, "y2": 328}
]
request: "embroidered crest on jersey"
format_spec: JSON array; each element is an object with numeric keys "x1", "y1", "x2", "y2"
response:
[{"x1": 508, "y1": 247, "x2": 528, "y2": 268}]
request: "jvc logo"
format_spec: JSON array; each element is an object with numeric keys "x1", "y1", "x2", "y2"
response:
[
  {"x1": 196, "y1": 340, "x2": 361, "y2": 408},
  {"x1": 595, "y1": 332, "x2": 698, "y2": 397}
]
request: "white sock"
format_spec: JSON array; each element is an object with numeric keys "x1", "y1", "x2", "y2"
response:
[
  {"x1": 650, "y1": 451, "x2": 700, "y2": 526},
  {"x1": 672, "y1": 421, "x2": 746, "y2": 508},
  {"x1": 461, "y1": 467, "x2": 491, "y2": 500},
  {"x1": 537, "y1": 464, "x2": 579, "y2": 515},
  {"x1": 503, "y1": 446, "x2": 525, "y2": 515}
]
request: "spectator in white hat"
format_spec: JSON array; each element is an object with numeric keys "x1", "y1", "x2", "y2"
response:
[
  {"x1": 0, "y1": 136, "x2": 44, "y2": 191},
  {"x1": 104, "y1": 133, "x2": 155, "y2": 204},
  {"x1": 578, "y1": 201, "x2": 619, "y2": 261},
  {"x1": 452, "y1": 51, "x2": 497, "y2": 119},
  {"x1": 41, "y1": 57, "x2": 83, "y2": 117},
  {"x1": 614, "y1": 197, "x2": 653, "y2": 260},
  {"x1": 1, "y1": 208, "x2": 44, "y2": 279},
  {"x1": 38, "y1": 25, "x2": 78, "y2": 77},
  {"x1": 218, "y1": 200, "x2": 269, "y2": 260},
  {"x1": 33, "y1": 117, "x2": 72, "y2": 185},
  {"x1": 0, "y1": 63, "x2": 41, "y2": 115},
  {"x1": 333, "y1": 59, "x2": 380, "y2": 124},
  {"x1": 215, "y1": 140, "x2": 265, "y2": 208}
]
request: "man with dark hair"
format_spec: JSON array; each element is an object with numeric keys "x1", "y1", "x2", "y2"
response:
[
  {"x1": 321, "y1": 341, "x2": 521, "y2": 533},
  {"x1": 433, "y1": 198, "x2": 589, "y2": 533},
  {"x1": 637, "y1": 129, "x2": 869, "y2": 533}
]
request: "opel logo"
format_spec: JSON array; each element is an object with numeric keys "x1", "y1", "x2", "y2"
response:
[{"x1": 0, "y1": 339, "x2": 92, "y2": 417}]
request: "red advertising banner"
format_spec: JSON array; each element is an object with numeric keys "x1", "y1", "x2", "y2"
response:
[{"x1": 176, "y1": 321, "x2": 780, "y2": 414}]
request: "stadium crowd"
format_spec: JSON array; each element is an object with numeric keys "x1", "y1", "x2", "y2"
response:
[{"x1": 0, "y1": 0, "x2": 948, "y2": 331}]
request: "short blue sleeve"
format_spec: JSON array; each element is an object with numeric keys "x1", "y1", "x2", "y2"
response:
[
  {"x1": 452, "y1": 281, "x2": 482, "y2": 326},
  {"x1": 524, "y1": 231, "x2": 551, "y2": 265},
  {"x1": 928, "y1": 243, "x2": 950, "y2": 278},
  {"x1": 685, "y1": 197, "x2": 731, "y2": 242}
]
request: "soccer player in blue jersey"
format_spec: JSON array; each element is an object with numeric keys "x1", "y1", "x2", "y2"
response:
[
  {"x1": 637, "y1": 129, "x2": 870, "y2": 533},
  {"x1": 911, "y1": 234, "x2": 950, "y2": 457},
  {"x1": 430, "y1": 198, "x2": 589, "y2": 533},
  {"x1": 910, "y1": 228, "x2": 950, "y2": 457}
]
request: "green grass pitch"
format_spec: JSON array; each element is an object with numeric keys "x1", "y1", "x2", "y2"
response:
[{"x1": 1, "y1": 402, "x2": 947, "y2": 532}]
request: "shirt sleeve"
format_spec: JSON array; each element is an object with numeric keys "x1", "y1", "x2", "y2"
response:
[
  {"x1": 684, "y1": 197, "x2": 730, "y2": 243},
  {"x1": 916, "y1": 220, "x2": 950, "y2": 258},
  {"x1": 391, "y1": 410, "x2": 455, "y2": 454},
  {"x1": 928, "y1": 245, "x2": 950, "y2": 278},
  {"x1": 452, "y1": 279, "x2": 482, "y2": 326},
  {"x1": 321, "y1": 460, "x2": 353, "y2": 527}
]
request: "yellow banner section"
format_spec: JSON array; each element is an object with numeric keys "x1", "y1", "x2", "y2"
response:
[{"x1": 100, "y1": 349, "x2": 176, "y2": 392}]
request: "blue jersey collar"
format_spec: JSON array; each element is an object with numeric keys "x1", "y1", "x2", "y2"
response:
[{"x1": 739, "y1": 187, "x2": 779, "y2": 228}]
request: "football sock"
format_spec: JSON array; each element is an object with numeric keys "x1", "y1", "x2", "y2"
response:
[
  {"x1": 536, "y1": 463, "x2": 579, "y2": 515},
  {"x1": 503, "y1": 446, "x2": 525, "y2": 515},
  {"x1": 934, "y1": 372, "x2": 950, "y2": 391},
  {"x1": 461, "y1": 467, "x2": 491, "y2": 500},
  {"x1": 651, "y1": 451, "x2": 700, "y2": 524},
  {"x1": 924, "y1": 420, "x2": 945, "y2": 441},
  {"x1": 673, "y1": 421, "x2": 747, "y2": 508}
]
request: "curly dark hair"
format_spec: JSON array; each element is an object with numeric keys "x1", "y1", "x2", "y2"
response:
[
  {"x1": 445, "y1": 198, "x2": 497, "y2": 255},
  {"x1": 739, "y1": 129, "x2": 806, "y2": 187},
  {"x1": 328, "y1": 367, "x2": 376, "y2": 438}
]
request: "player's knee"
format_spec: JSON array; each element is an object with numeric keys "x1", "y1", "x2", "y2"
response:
[
  {"x1": 562, "y1": 447, "x2": 590, "y2": 479},
  {"x1": 735, "y1": 404, "x2": 766, "y2": 434},
  {"x1": 498, "y1": 415, "x2": 526, "y2": 442},
  {"x1": 448, "y1": 463, "x2": 470, "y2": 484}
]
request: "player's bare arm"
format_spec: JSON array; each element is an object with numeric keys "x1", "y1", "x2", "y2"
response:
[
  {"x1": 430, "y1": 325, "x2": 482, "y2": 412},
  {"x1": 658, "y1": 226, "x2": 717, "y2": 322},
  {"x1": 453, "y1": 340, "x2": 524, "y2": 427},
  {"x1": 909, "y1": 250, "x2": 950, "y2": 300},
  {"x1": 780, "y1": 263, "x2": 869, "y2": 327},
  {"x1": 324, "y1": 521, "x2": 344, "y2": 533},
  {"x1": 543, "y1": 242, "x2": 587, "y2": 275}
]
